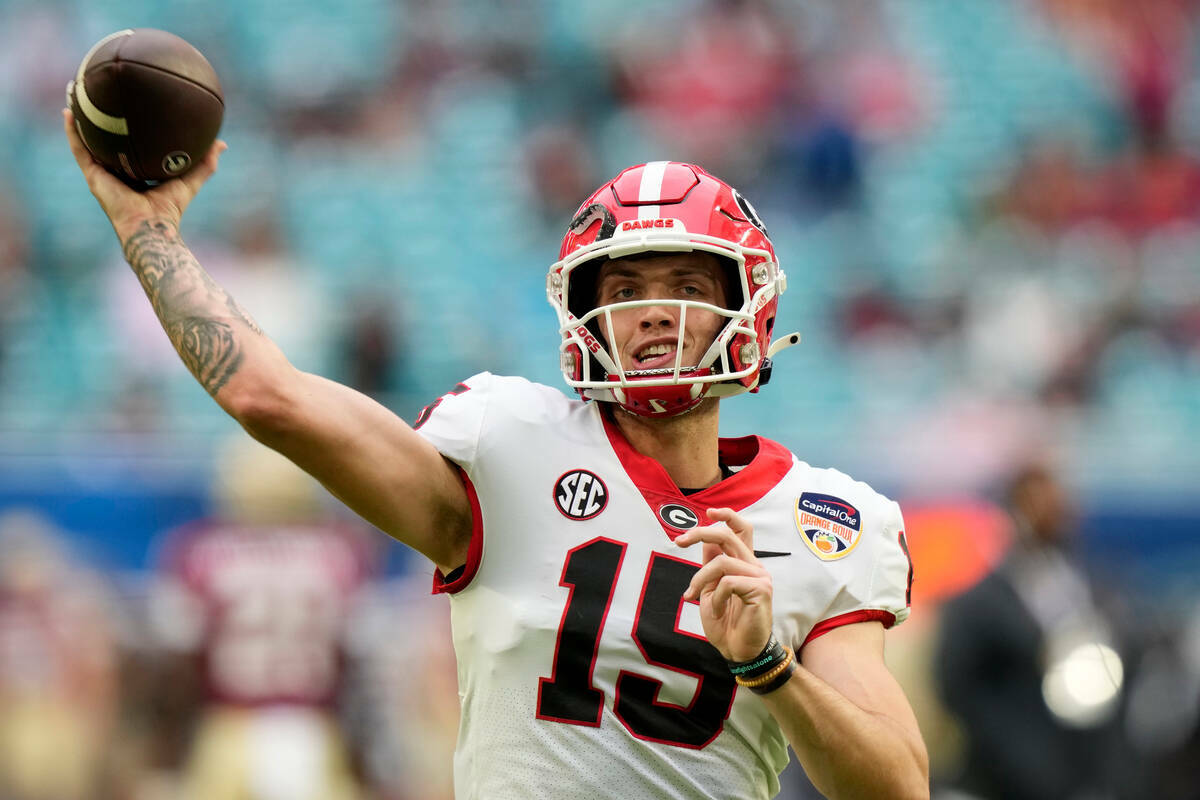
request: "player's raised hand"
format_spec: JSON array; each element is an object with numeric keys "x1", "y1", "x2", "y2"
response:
[
  {"x1": 676, "y1": 507, "x2": 774, "y2": 662},
  {"x1": 63, "y1": 108, "x2": 226, "y2": 242}
]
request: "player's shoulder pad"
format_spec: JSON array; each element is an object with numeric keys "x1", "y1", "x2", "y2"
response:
[
  {"x1": 791, "y1": 463, "x2": 902, "y2": 527},
  {"x1": 413, "y1": 373, "x2": 581, "y2": 466},
  {"x1": 415, "y1": 372, "x2": 577, "y2": 423},
  {"x1": 799, "y1": 465, "x2": 911, "y2": 624},
  {"x1": 789, "y1": 461, "x2": 906, "y2": 570},
  {"x1": 470, "y1": 373, "x2": 581, "y2": 424}
]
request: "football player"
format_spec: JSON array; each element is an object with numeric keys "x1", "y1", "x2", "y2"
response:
[
  {"x1": 148, "y1": 438, "x2": 375, "y2": 800},
  {"x1": 65, "y1": 107, "x2": 928, "y2": 799}
]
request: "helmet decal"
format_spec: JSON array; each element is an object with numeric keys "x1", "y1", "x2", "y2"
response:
[
  {"x1": 732, "y1": 188, "x2": 768, "y2": 236},
  {"x1": 569, "y1": 202, "x2": 617, "y2": 241}
]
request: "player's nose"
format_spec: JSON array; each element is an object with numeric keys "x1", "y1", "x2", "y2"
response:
[{"x1": 636, "y1": 298, "x2": 678, "y2": 329}]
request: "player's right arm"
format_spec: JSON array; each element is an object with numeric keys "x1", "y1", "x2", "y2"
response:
[{"x1": 63, "y1": 109, "x2": 472, "y2": 572}]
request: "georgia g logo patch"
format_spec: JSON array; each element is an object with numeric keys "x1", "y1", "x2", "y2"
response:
[
  {"x1": 795, "y1": 492, "x2": 862, "y2": 561},
  {"x1": 554, "y1": 470, "x2": 609, "y2": 520},
  {"x1": 657, "y1": 503, "x2": 700, "y2": 530}
]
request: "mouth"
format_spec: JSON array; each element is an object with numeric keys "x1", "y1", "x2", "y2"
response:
[{"x1": 632, "y1": 342, "x2": 680, "y2": 370}]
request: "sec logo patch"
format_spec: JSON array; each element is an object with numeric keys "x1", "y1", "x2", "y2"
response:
[
  {"x1": 795, "y1": 492, "x2": 862, "y2": 561},
  {"x1": 554, "y1": 470, "x2": 608, "y2": 520}
]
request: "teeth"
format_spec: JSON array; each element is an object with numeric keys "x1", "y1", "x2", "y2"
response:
[{"x1": 637, "y1": 344, "x2": 676, "y2": 361}]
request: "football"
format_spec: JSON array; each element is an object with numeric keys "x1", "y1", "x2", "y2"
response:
[{"x1": 67, "y1": 28, "x2": 224, "y2": 185}]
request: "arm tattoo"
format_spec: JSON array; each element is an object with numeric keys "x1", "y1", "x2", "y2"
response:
[{"x1": 122, "y1": 219, "x2": 264, "y2": 395}]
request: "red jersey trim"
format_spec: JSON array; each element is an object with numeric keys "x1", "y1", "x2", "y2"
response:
[
  {"x1": 800, "y1": 609, "x2": 898, "y2": 651},
  {"x1": 432, "y1": 467, "x2": 484, "y2": 594},
  {"x1": 599, "y1": 408, "x2": 793, "y2": 539}
]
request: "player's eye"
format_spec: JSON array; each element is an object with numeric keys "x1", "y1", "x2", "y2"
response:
[{"x1": 680, "y1": 283, "x2": 714, "y2": 300}]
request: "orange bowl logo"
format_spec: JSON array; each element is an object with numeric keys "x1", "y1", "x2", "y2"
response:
[
  {"x1": 796, "y1": 493, "x2": 864, "y2": 562},
  {"x1": 799, "y1": 525, "x2": 861, "y2": 562}
]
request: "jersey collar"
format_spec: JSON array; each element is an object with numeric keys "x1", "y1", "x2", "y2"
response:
[{"x1": 599, "y1": 407, "x2": 793, "y2": 537}]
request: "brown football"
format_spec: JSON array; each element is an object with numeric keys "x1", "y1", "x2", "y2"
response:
[{"x1": 68, "y1": 28, "x2": 224, "y2": 185}]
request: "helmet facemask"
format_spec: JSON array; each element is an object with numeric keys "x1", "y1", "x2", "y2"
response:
[
  {"x1": 547, "y1": 162, "x2": 795, "y2": 418},
  {"x1": 551, "y1": 238, "x2": 775, "y2": 417}
]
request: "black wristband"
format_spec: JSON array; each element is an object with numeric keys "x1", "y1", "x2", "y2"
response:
[
  {"x1": 726, "y1": 634, "x2": 786, "y2": 679},
  {"x1": 746, "y1": 657, "x2": 797, "y2": 695}
]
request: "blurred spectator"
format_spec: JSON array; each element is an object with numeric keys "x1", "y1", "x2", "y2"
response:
[
  {"x1": 979, "y1": 121, "x2": 1199, "y2": 411},
  {"x1": 613, "y1": 0, "x2": 797, "y2": 176},
  {"x1": 0, "y1": 190, "x2": 30, "y2": 381},
  {"x1": 1100, "y1": 137, "x2": 1200, "y2": 235},
  {"x1": 770, "y1": 1, "x2": 931, "y2": 216},
  {"x1": 1039, "y1": 0, "x2": 1196, "y2": 141},
  {"x1": 524, "y1": 121, "x2": 601, "y2": 231},
  {"x1": 990, "y1": 139, "x2": 1098, "y2": 232},
  {"x1": 792, "y1": 114, "x2": 864, "y2": 211},
  {"x1": 339, "y1": 295, "x2": 405, "y2": 402},
  {"x1": 0, "y1": 510, "x2": 121, "y2": 800},
  {"x1": 838, "y1": 280, "x2": 918, "y2": 343},
  {"x1": 145, "y1": 437, "x2": 378, "y2": 800},
  {"x1": 934, "y1": 461, "x2": 1134, "y2": 800},
  {"x1": 800, "y1": 0, "x2": 932, "y2": 147},
  {"x1": 989, "y1": 130, "x2": 1200, "y2": 238},
  {"x1": 101, "y1": 208, "x2": 326, "y2": 432},
  {"x1": 772, "y1": 102, "x2": 867, "y2": 215},
  {"x1": 0, "y1": 1, "x2": 77, "y2": 116},
  {"x1": 1122, "y1": 601, "x2": 1200, "y2": 799},
  {"x1": 222, "y1": 209, "x2": 328, "y2": 369}
]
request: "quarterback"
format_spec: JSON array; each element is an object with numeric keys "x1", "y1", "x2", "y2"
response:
[{"x1": 65, "y1": 106, "x2": 928, "y2": 799}]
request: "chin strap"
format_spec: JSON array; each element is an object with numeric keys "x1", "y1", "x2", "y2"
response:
[
  {"x1": 758, "y1": 332, "x2": 801, "y2": 388},
  {"x1": 767, "y1": 332, "x2": 801, "y2": 358}
]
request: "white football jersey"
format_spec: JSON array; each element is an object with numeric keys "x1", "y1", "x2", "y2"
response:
[{"x1": 415, "y1": 373, "x2": 912, "y2": 800}]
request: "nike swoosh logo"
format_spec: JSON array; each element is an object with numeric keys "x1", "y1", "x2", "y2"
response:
[{"x1": 753, "y1": 550, "x2": 791, "y2": 558}]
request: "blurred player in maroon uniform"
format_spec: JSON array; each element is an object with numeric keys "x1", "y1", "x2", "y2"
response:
[{"x1": 149, "y1": 438, "x2": 377, "y2": 800}]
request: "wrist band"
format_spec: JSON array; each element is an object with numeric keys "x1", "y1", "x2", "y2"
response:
[
  {"x1": 735, "y1": 647, "x2": 797, "y2": 695},
  {"x1": 727, "y1": 634, "x2": 787, "y2": 679}
]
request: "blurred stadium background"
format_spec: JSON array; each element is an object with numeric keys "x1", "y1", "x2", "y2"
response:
[{"x1": 0, "y1": 0, "x2": 1198, "y2": 798}]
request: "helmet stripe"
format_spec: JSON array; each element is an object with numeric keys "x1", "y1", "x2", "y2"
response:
[{"x1": 637, "y1": 160, "x2": 669, "y2": 220}]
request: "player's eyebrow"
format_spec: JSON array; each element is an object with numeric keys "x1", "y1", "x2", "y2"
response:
[
  {"x1": 599, "y1": 264, "x2": 717, "y2": 283},
  {"x1": 598, "y1": 265, "x2": 640, "y2": 281},
  {"x1": 672, "y1": 267, "x2": 718, "y2": 281}
]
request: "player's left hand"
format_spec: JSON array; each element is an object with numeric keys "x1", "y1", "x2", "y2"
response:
[
  {"x1": 63, "y1": 108, "x2": 226, "y2": 242},
  {"x1": 677, "y1": 508, "x2": 773, "y2": 663}
]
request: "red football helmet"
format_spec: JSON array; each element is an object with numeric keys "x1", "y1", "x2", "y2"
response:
[{"x1": 547, "y1": 161, "x2": 798, "y2": 417}]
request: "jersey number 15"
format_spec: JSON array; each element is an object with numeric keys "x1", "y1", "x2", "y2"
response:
[{"x1": 536, "y1": 537, "x2": 736, "y2": 749}]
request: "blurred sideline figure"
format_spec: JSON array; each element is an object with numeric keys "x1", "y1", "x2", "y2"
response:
[
  {"x1": 1121, "y1": 600, "x2": 1200, "y2": 799},
  {"x1": 147, "y1": 436, "x2": 377, "y2": 800},
  {"x1": 0, "y1": 510, "x2": 121, "y2": 800},
  {"x1": 934, "y1": 461, "x2": 1131, "y2": 800}
]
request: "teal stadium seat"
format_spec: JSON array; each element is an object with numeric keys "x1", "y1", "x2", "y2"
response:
[{"x1": 229, "y1": 0, "x2": 405, "y2": 104}]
